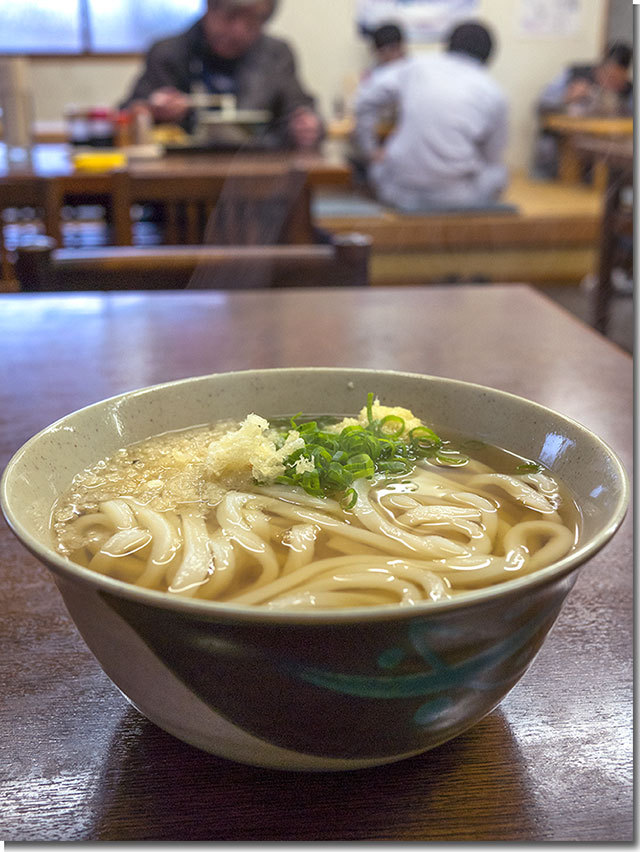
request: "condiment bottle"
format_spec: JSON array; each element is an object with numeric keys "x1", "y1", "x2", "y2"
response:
[
  {"x1": 65, "y1": 106, "x2": 90, "y2": 146},
  {"x1": 115, "y1": 110, "x2": 132, "y2": 147},
  {"x1": 87, "y1": 107, "x2": 115, "y2": 147}
]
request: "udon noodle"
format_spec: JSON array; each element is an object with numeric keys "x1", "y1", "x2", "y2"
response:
[{"x1": 52, "y1": 399, "x2": 579, "y2": 609}]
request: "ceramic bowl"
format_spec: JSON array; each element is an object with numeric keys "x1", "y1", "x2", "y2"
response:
[{"x1": 0, "y1": 368, "x2": 629, "y2": 771}]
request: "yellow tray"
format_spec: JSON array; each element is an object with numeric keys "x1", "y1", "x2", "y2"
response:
[{"x1": 72, "y1": 150, "x2": 127, "y2": 172}]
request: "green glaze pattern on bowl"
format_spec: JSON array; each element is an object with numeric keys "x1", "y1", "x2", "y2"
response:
[
  {"x1": 98, "y1": 577, "x2": 570, "y2": 759},
  {"x1": 1, "y1": 369, "x2": 629, "y2": 770}
]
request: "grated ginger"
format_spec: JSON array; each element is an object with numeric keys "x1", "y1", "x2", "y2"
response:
[
  {"x1": 206, "y1": 413, "x2": 305, "y2": 484},
  {"x1": 328, "y1": 398, "x2": 423, "y2": 435}
]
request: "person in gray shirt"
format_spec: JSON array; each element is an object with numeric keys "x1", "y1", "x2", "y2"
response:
[
  {"x1": 121, "y1": 0, "x2": 322, "y2": 149},
  {"x1": 353, "y1": 21, "x2": 508, "y2": 211}
]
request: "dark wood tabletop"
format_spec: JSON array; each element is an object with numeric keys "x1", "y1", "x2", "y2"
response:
[{"x1": 0, "y1": 285, "x2": 632, "y2": 842}]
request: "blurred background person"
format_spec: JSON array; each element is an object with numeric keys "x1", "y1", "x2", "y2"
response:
[
  {"x1": 353, "y1": 21, "x2": 508, "y2": 210},
  {"x1": 532, "y1": 41, "x2": 632, "y2": 179},
  {"x1": 367, "y1": 22, "x2": 406, "y2": 73},
  {"x1": 538, "y1": 41, "x2": 632, "y2": 117},
  {"x1": 349, "y1": 21, "x2": 407, "y2": 184},
  {"x1": 121, "y1": 0, "x2": 322, "y2": 149}
]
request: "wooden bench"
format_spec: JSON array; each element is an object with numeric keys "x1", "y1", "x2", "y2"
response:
[
  {"x1": 314, "y1": 177, "x2": 601, "y2": 286},
  {"x1": 3, "y1": 172, "x2": 602, "y2": 291},
  {"x1": 13, "y1": 234, "x2": 372, "y2": 291}
]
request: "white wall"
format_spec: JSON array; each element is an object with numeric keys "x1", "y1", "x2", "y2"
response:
[
  {"x1": 30, "y1": 57, "x2": 140, "y2": 118},
  {"x1": 28, "y1": 0, "x2": 607, "y2": 171},
  {"x1": 471, "y1": 0, "x2": 607, "y2": 169}
]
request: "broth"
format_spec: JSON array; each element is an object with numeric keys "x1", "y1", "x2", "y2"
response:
[{"x1": 52, "y1": 405, "x2": 580, "y2": 609}]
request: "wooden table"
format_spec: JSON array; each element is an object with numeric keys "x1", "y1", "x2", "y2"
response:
[
  {"x1": 541, "y1": 114, "x2": 633, "y2": 188},
  {"x1": 0, "y1": 142, "x2": 352, "y2": 186},
  {"x1": 0, "y1": 142, "x2": 352, "y2": 250},
  {"x1": 0, "y1": 286, "x2": 632, "y2": 842}
]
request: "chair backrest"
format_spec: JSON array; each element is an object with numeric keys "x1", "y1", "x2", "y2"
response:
[
  {"x1": 14, "y1": 234, "x2": 372, "y2": 291},
  {"x1": 112, "y1": 164, "x2": 315, "y2": 247}
]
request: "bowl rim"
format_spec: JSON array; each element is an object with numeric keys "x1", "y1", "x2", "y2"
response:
[{"x1": 0, "y1": 367, "x2": 630, "y2": 625}]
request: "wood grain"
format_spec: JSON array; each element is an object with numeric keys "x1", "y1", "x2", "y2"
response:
[{"x1": 0, "y1": 286, "x2": 632, "y2": 841}]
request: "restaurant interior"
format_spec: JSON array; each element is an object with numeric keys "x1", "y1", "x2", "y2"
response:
[
  {"x1": 0, "y1": 0, "x2": 633, "y2": 350},
  {"x1": 0, "y1": 0, "x2": 634, "y2": 844}
]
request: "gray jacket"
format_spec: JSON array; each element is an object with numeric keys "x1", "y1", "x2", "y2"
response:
[{"x1": 122, "y1": 18, "x2": 319, "y2": 148}]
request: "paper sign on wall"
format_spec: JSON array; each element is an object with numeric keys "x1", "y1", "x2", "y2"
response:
[
  {"x1": 517, "y1": 0, "x2": 582, "y2": 37},
  {"x1": 356, "y1": 0, "x2": 480, "y2": 42}
]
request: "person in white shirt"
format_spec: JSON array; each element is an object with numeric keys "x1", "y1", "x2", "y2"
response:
[
  {"x1": 348, "y1": 22, "x2": 407, "y2": 184},
  {"x1": 353, "y1": 21, "x2": 509, "y2": 211}
]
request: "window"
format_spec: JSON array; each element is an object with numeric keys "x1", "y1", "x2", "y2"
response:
[
  {"x1": 0, "y1": 0, "x2": 204, "y2": 54},
  {"x1": 0, "y1": 1, "x2": 83, "y2": 53}
]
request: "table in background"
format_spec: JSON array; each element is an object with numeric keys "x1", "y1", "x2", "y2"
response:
[
  {"x1": 541, "y1": 114, "x2": 633, "y2": 188},
  {"x1": 0, "y1": 286, "x2": 632, "y2": 842},
  {"x1": 0, "y1": 143, "x2": 352, "y2": 187},
  {"x1": 0, "y1": 143, "x2": 353, "y2": 252}
]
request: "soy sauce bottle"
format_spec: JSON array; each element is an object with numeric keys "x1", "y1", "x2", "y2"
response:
[{"x1": 87, "y1": 107, "x2": 115, "y2": 147}]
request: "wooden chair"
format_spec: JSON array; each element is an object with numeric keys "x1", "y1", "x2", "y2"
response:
[
  {"x1": 111, "y1": 165, "x2": 316, "y2": 247},
  {"x1": 0, "y1": 176, "x2": 51, "y2": 285},
  {"x1": 43, "y1": 174, "x2": 114, "y2": 248},
  {"x1": 13, "y1": 234, "x2": 372, "y2": 291},
  {"x1": 573, "y1": 137, "x2": 633, "y2": 334}
]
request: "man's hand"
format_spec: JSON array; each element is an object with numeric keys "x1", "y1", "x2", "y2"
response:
[
  {"x1": 288, "y1": 106, "x2": 322, "y2": 149},
  {"x1": 148, "y1": 87, "x2": 191, "y2": 123}
]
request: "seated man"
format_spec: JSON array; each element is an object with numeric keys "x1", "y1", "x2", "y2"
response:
[
  {"x1": 349, "y1": 22, "x2": 406, "y2": 184},
  {"x1": 353, "y1": 21, "x2": 508, "y2": 211},
  {"x1": 121, "y1": 0, "x2": 322, "y2": 150},
  {"x1": 533, "y1": 42, "x2": 632, "y2": 179}
]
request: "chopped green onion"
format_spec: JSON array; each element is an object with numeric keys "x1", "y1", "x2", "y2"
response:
[
  {"x1": 366, "y1": 392, "x2": 375, "y2": 425},
  {"x1": 379, "y1": 414, "x2": 405, "y2": 437},
  {"x1": 516, "y1": 461, "x2": 543, "y2": 474},
  {"x1": 409, "y1": 425, "x2": 441, "y2": 445},
  {"x1": 267, "y1": 395, "x2": 472, "y2": 501},
  {"x1": 434, "y1": 449, "x2": 469, "y2": 467},
  {"x1": 377, "y1": 459, "x2": 413, "y2": 475},
  {"x1": 298, "y1": 421, "x2": 319, "y2": 436},
  {"x1": 344, "y1": 453, "x2": 375, "y2": 479},
  {"x1": 300, "y1": 469, "x2": 321, "y2": 495},
  {"x1": 310, "y1": 445, "x2": 333, "y2": 468},
  {"x1": 341, "y1": 488, "x2": 358, "y2": 510}
]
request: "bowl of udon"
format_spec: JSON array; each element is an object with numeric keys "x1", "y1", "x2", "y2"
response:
[{"x1": 1, "y1": 368, "x2": 628, "y2": 771}]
